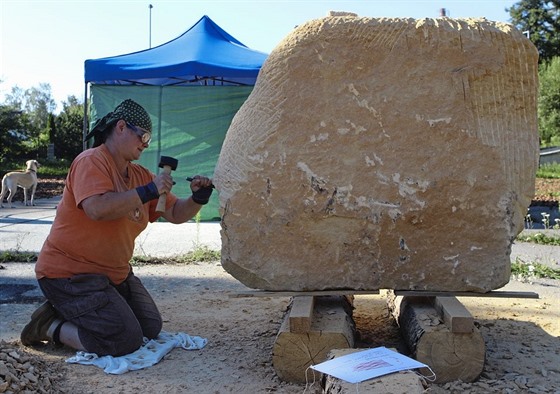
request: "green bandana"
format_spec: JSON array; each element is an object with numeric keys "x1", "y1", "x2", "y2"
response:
[{"x1": 85, "y1": 99, "x2": 152, "y2": 141}]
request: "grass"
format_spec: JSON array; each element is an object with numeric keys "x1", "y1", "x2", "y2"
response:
[
  {"x1": 516, "y1": 232, "x2": 560, "y2": 246},
  {"x1": 38, "y1": 160, "x2": 70, "y2": 177},
  {"x1": 0, "y1": 159, "x2": 69, "y2": 177},
  {"x1": 0, "y1": 250, "x2": 37, "y2": 264},
  {"x1": 511, "y1": 258, "x2": 560, "y2": 280},
  {"x1": 0, "y1": 245, "x2": 220, "y2": 265},
  {"x1": 130, "y1": 245, "x2": 221, "y2": 265},
  {"x1": 536, "y1": 162, "x2": 560, "y2": 179}
]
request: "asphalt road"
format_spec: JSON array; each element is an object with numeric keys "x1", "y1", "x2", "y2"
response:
[{"x1": 0, "y1": 196, "x2": 221, "y2": 256}]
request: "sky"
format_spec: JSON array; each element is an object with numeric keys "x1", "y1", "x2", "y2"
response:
[{"x1": 0, "y1": 0, "x2": 518, "y2": 111}]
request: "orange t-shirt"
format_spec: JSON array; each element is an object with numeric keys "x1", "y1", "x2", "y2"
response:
[{"x1": 35, "y1": 144, "x2": 177, "y2": 284}]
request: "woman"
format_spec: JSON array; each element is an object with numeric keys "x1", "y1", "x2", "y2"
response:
[{"x1": 21, "y1": 99, "x2": 213, "y2": 356}]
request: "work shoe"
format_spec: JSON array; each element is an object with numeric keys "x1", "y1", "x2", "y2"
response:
[{"x1": 20, "y1": 301, "x2": 60, "y2": 346}]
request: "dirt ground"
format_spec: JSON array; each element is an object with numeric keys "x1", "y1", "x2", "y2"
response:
[
  {"x1": 1, "y1": 261, "x2": 559, "y2": 394},
  {"x1": 1, "y1": 175, "x2": 558, "y2": 392}
]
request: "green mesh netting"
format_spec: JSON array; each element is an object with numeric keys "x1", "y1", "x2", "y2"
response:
[{"x1": 89, "y1": 84, "x2": 253, "y2": 221}]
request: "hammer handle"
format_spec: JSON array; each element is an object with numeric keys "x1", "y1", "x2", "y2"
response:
[{"x1": 155, "y1": 165, "x2": 172, "y2": 213}]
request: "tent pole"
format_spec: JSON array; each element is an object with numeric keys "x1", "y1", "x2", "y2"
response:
[
  {"x1": 156, "y1": 86, "x2": 163, "y2": 162},
  {"x1": 82, "y1": 83, "x2": 89, "y2": 151}
]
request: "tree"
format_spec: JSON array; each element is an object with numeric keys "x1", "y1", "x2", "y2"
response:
[
  {"x1": 3, "y1": 85, "x2": 25, "y2": 109},
  {"x1": 53, "y1": 95, "x2": 84, "y2": 161},
  {"x1": 538, "y1": 56, "x2": 560, "y2": 146},
  {"x1": 4, "y1": 83, "x2": 56, "y2": 156},
  {"x1": 0, "y1": 104, "x2": 30, "y2": 163},
  {"x1": 507, "y1": 0, "x2": 560, "y2": 63}
]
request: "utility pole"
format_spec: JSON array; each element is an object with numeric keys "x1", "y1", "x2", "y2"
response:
[{"x1": 149, "y1": 4, "x2": 153, "y2": 48}]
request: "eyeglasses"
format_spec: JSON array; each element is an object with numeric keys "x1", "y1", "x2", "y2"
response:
[{"x1": 126, "y1": 122, "x2": 152, "y2": 145}]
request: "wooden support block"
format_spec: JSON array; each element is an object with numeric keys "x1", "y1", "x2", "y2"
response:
[
  {"x1": 387, "y1": 294, "x2": 485, "y2": 383},
  {"x1": 289, "y1": 296, "x2": 315, "y2": 333},
  {"x1": 273, "y1": 296, "x2": 355, "y2": 383},
  {"x1": 322, "y1": 349, "x2": 426, "y2": 393},
  {"x1": 433, "y1": 296, "x2": 474, "y2": 333}
]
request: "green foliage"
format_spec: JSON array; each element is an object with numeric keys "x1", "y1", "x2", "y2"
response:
[
  {"x1": 537, "y1": 162, "x2": 560, "y2": 178},
  {"x1": 1, "y1": 246, "x2": 220, "y2": 265},
  {"x1": 2, "y1": 83, "x2": 56, "y2": 160},
  {"x1": 182, "y1": 245, "x2": 221, "y2": 263},
  {"x1": 3, "y1": 83, "x2": 57, "y2": 159},
  {"x1": 508, "y1": 2, "x2": 560, "y2": 147},
  {"x1": 2, "y1": 243, "x2": 219, "y2": 265},
  {"x1": 511, "y1": 258, "x2": 560, "y2": 279},
  {"x1": 0, "y1": 104, "x2": 30, "y2": 163},
  {"x1": 0, "y1": 250, "x2": 37, "y2": 264},
  {"x1": 0, "y1": 158, "x2": 69, "y2": 178},
  {"x1": 516, "y1": 232, "x2": 560, "y2": 245},
  {"x1": 38, "y1": 160, "x2": 70, "y2": 176},
  {"x1": 538, "y1": 57, "x2": 560, "y2": 146},
  {"x1": 507, "y1": 0, "x2": 560, "y2": 64},
  {"x1": 130, "y1": 246, "x2": 221, "y2": 265},
  {"x1": 53, "y1": 96, "x2": 84, "y2": 161},
  {"x1": 1, "y1": 83, "x2": 84, "y2": 163}
]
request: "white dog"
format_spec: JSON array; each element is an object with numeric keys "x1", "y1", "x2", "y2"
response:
[{"x1": 0, "y1": 160, "x2": 41, "y2": 208}]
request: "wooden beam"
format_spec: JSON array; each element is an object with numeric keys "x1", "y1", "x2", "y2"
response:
[
  {"x1": 289, "y1": 296, "x2": 315, "y2": 333},
  {"x1": 230, "y1": 289, "x2": 538, "y2": 299},
  {"x1": 433, "y1": 296, "x2": 474, "y2": 333},
  {"x1": 394, "y1": 290, "x2": 539, "y2": 299},
  {"x1": 230, "y1": 289, "x2": 379, "y2": 298}
]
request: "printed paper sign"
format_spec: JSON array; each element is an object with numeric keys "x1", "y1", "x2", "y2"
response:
[{"x1": 310, "y1": 347, "x2": 427, "y2": 384}]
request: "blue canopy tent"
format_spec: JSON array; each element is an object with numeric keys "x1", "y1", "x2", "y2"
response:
[{"x1": 83, "y1": 15, "x2": 268, "y2": 220}]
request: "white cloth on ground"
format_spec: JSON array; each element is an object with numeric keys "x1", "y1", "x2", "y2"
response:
[{"x1": 65, "y1": 331, "x2": 207, "y2": 374}]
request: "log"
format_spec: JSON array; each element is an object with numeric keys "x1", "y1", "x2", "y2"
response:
[
  {"x1": 388, "y1": 294, "x2": 485, "y2": 383},
  {"x1": 273, "y1": 296, "x2": 355, "y2": 383},
  {"x1": 322, "y1": 349, "x2": 426, "y2": 394}
]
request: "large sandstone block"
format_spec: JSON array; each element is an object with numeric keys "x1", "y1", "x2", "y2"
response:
[{"x1": 213, "y1": 16, "x2": 539, "y2": 292}]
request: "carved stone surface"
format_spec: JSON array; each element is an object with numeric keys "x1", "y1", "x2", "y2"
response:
[{"x1": 213, "y1": 16, "x2": 539, "y2": 292}]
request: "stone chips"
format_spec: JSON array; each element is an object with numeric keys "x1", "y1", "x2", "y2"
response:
[{"x1": 213, "y1": 16, "x2": 539, "y2": 292}]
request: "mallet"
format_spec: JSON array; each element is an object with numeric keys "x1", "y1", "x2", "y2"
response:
[{"x1": 155, "y1": 156, "x2": 178, "y2": 213}]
